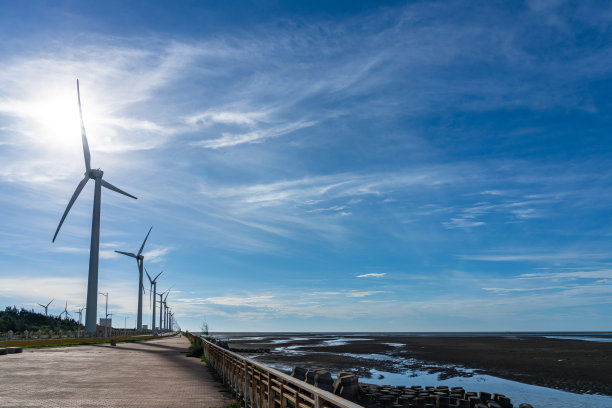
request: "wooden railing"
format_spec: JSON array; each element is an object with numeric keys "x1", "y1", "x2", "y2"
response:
[{"x1": 189, "y1": 333, "x2": 363, "y2": 408}]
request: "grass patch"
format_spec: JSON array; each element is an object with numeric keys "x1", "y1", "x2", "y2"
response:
[
  {"x1": 186, "y1": 336, "x2": 203, "y2": 358},
  {"x1": 12, "y1": 335, "x2": 162, "y2": 349}
]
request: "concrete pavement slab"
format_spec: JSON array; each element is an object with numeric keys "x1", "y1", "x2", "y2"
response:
[{"x1": 0, "y1": 335, "x2": 236, "y2": 408}]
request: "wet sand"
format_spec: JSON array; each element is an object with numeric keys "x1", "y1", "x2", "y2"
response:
[{"x1": 220, "y1": 333, "x2": 612, "y2": 396}]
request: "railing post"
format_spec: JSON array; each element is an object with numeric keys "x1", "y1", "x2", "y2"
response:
[{"x1": 267, "y1": 372, "x2": 273, "y2": 408}]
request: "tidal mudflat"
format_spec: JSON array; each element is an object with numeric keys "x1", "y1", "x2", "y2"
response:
[{"x1": 210, "y1": 332, "x2": 612, "y2": 408}]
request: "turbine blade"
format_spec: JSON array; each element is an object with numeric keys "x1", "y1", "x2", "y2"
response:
[
  {"x1": 53, "y1": 177, "x2": 89, "y2": 242},
  {"x1": 77, "y1": 80, "x2": 91, "y2": 173},
  {"x1": 153, "y1": 271, "x2": 163, "y2": 282},
  {"x1": 101, "y1": 179, "x2": 137, "y2": 199},
  {"x1": 138, "y1": 226, "x2": 152, "y2": 256},
  {"x1": 145, "y1": 268, "x2": 152, "y2": 282},
  {"x1": 115, "y1": 250, "x2": 137, "y2": 258},
  {"x1": 48, "y1": 299, "x2": 54, "y2": 307}
]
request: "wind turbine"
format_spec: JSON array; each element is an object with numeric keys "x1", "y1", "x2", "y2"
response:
[
  {"x1": 52, "y1": 80, "x2": 137, "y2": 334},
  {"x1": 157, "y1": 291, "x2": 166, "y2": 331},
  {"x1": 157, "y1": 286, "x2": 172, "y2": 331},
  {"x1": 37, "y1": 299, "x2": 54, "y2": 316},
  {"x1": 163, "y1": 292, "x2": 169, "y2": 331},
  {"x1": 145, "y1": 268, "x2": 163, "y2": 330},
  {"x1": 60, "y1": 301, "x2": 71, "y2": 320},
  {"x1": 115, "y1": 227, "x2": 152, "y2": 330},
  {"x1": 75, "y1": 306, "x2": 86, "y2": 338}
]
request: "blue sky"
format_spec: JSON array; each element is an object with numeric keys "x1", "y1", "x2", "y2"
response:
[{"x1": 0, "y1": 0, "x2": 611, "y2": 332}]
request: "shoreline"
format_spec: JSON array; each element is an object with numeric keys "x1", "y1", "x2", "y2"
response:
[{"x1": 215, "y1": 332, "x2": 612, "y2": 397}]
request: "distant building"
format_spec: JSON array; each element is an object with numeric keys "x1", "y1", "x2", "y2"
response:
[
  {"x1": 99, "y1": 318, "x2": 112, "y2": 327},
  {"x1": 142, "y1": 324, "x2": 148, "y2": 330}
]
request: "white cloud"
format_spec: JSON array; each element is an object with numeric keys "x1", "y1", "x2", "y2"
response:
[
  {"x1": 459, "y1": 252, "x2": 607, "y2": 262},
  {"x1": 186, "y1": 110, "x2": 268, "y2": 126},
  {"x1": 519, "y1": 270, "x2": 612, "y2": 280},
  {"x1": 143, "y1": 247, "x2": 172, "y2": 263},
  {"x1": 191, "y1": 120, "x2": 317, "y2": 149},
  {"x1": 443, "y1": 218, "x2": 486, "y2": 229},
  {"x1": 346, "y1": 291, "x2": 385, "y2": 297},
  {"x1": 356, "y1": 273, "x2": 387, "y2": 278}
]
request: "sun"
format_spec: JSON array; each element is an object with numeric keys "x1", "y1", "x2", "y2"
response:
[
  {"x1": 31, "y1": 87, "x2": 104, "y2": 151},
  {"x1": 35, "y1": 92, "x2": 83, "y2": 148}
]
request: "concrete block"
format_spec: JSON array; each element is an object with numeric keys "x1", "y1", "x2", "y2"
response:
[
  {"x1": 291, "y1": 366, "x2": 308, "y2": 381},
  {"x1": 0, "y1": 348, "x2": 7, "y2": 355},
  {"x1": 479, "y1": 392, "x2": 491, "y2": 402},
  {"x1": 333, "y1": 372, "x2": 359, "y2": 401},
  {"x1": 314, "y1": 370, "x2": 334, "y2": 392}
]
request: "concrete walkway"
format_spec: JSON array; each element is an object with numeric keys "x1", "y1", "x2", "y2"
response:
[{"x1": 0, "y1": 335, "x2": 236, "y2": 408}]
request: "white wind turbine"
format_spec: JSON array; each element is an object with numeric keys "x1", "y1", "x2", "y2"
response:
[
  {"x1": 37, "y1": 299, "x2": 54, "y2": 316},
  {"x1": 52, "y1": 80, "x2": 137, "y2": 334},
  {"x1": 145, "y1": 268, "x2": 163, "y2": 330},
  {"x1": 59, "y1": 301, "x2": 71, "y2": 320},
  {"x1": 75, "y1": 306, "x2": 86, "y2": 338},
  {"x1": 115, "y1": 227, "x2": 152, "y2": 330}
]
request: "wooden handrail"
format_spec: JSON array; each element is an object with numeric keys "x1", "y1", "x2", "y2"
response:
[{"x1": 187, "y1": 333, "x2": 363, "y2": 408}]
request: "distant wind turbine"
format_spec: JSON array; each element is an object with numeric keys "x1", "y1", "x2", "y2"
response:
[
  {"x1": 60, "y1": 301, "x2": 71, "y2": 320},
  {"x1": 115, "y1": 226, "x2": 152, "y2": 330},
  {"x1": 157, "y1": 291, "x2": 166, "y2": 331},
  {"x1": 37, "y1": 299, "x2": 53, "y2": 316},
  {"x1": 157, "y1": 287, "x2": 172, "y2": 331},
  {"x1": 163, "y1": 292, "x2": 169, "y2": 330},
  {"x1": 52, "y1": 80, "x2": 137, "y2": 334},
  {"x1": 75, "y1": 306, "x2": 86, "y2": 338},
  {"x1": 145, "y1": 268, "x2": 163, "y2": 330}
]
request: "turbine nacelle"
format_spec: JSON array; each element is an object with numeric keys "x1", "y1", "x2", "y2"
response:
[{"x1": 88, "y1": 169, "x2": 104, "y2": 179}]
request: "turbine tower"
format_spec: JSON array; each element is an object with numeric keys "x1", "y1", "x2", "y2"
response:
[
  {"x1": 37, "y1": 299, "x2": 53, "y2": 316},
  {"x1": 145, "y1": 268, "x2": 163, "y2": 330},
  {"x1": 157, "y1": 291, "x2": 166, "y2": 331},
  {"x1": 52, "y1": 80, "x2": 137, "y2": 334},
  {"x1": 115, "y1": 227, "x2": 152, "y2": 330}
]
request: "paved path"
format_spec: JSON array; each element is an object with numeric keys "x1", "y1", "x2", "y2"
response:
[{"x1": 0, "y1": 335, "x2": 236, "y2": 407}]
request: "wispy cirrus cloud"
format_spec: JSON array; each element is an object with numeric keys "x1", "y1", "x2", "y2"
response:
[
  {"x1": 143, "y1": 247, "x2": 172, "y2": 263},
  {"x1": 458, "y1": 251, "x2": 607, "y2": 263},
  {"x1": 518, "y1": 269, "x2": 612, "y2": 280},
  {"x1": 356, "y1": 273, "x2": 387, "y2": 278},
  {"x1": 192, "y1": 120, "x2": 317, "y2": 149}
]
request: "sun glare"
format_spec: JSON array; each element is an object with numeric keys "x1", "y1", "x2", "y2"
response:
[{"x1": 32, "y1": 88, "x2": 104, "y2": 151}]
